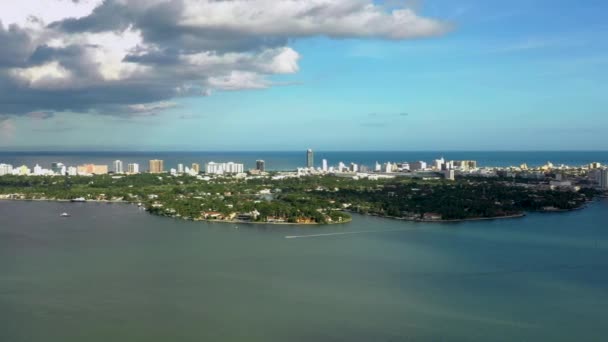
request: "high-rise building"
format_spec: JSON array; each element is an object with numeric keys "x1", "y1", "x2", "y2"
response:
[
  {"x1": 17, "y1": 165, "x2": 31, "y2": 175},
  {"x1": 77, "y1": 164, "x2": 108, "y2": 175},
  {"x1": 444, "y1": 169, "x2": 456, "y2": 181},
  {"x1": 149, "y1": 160, "x2": 164, "y2": 174},
  {"x1": 191, "y1": 163, "x2": 200, "y2": 174},
  {"x1": 384, "y1": 162, "x2": 393, "y2": 173},
  {"x1": 113, "y1": 160, "x2": 124, "y2": 174},
  {"x1": 33, "y1": 164, "x2": 43, "y2": 175},
  {"x1": 306, "y1": 149, "x2": 314, "y2": 168},
  {"x1": 205, "y1": 162, "x2": 245, "y2": 175},
  {"x1": 127, "y1": 163, "x2": 140, "y2": 174},
  {"x1": 51, "y1": 162, "x2": 65, "y2": 175},
  {"x1": 256, "y1": 160, "x2": 266, "y2": 172},
  {"x1": 350, "y1": 163, "x2": 358, "y2": 172},
  {"x1": 177, "y1": 163, "x2": 184, "y2": 174},
  {"x1": 322, "y1": 159, "x2": 328, "y2": 172},
  {"x1": 67, "y1": 166, "x2": 78, "y2": 176},
  {"x1": 590, "y1": 162, "x2": 602, "y2": 169},
  {"x1": 600, "y1": 168, "x2": 608, "y2": 189},
  {"x1": 0, "y1": 163, "x2": 13, "y2": 175},
  {"x1": 434, "y1": 158, "x2": 445, "y2": 171},
  {"x1": 410, "y1": 161, "x2": 427, "y2": 171}
]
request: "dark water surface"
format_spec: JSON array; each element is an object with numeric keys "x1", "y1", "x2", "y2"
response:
[{"x1": 1, "y1": 200, "x2": 608, "y2": 341}]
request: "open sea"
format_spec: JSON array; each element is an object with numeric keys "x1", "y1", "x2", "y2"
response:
[{"x1": 1, "y1": 151, "x2": 607, "y2": 170}]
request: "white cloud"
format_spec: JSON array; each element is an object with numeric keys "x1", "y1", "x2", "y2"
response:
[
  {"x1": 208, "y1": 71, "x2": 269, "y2": 90},
  {"x1": 127, "y1": 101, "x2": 178, "y2": 116},
  {"x1": 181, "y1": 0, "x2": 448, "y2": 39},
  {"x1": 0, "y1": 0, "x2": 449, "y2": 116},
  {"x1": 0, "y1": 0, "x2": 103, "y2": 27},
  {"x1": 11, "y1": 61, "x2": 72, "y2": 88}
]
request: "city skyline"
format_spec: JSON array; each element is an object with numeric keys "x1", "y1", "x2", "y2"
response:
[{"x1": 0, "y1": 1, "x2": 607, "y2": 151}]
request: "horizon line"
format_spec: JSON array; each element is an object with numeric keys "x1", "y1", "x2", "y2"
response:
[{"x1": 0, "y1": 149, "x2": 607, "y2": 153}]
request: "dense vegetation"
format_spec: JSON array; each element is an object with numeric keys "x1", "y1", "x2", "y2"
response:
[{"x1": 0, "y1": 173, "x2": 599, "y2": 223}]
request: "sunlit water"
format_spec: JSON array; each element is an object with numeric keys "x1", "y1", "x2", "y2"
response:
[{"x1": 1, "y1": 200, "x2": 607, "y2": 341}]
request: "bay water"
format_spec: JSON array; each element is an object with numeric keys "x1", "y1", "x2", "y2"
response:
[{"x1": 1, "y1": 199, "x2": 607, "y2": 341}]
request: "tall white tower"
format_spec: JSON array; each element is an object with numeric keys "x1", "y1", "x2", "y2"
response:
[{"x1": 113, "y1": 160, "x2": 124, "y2": 174}]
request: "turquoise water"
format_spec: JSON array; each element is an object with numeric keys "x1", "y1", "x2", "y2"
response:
[{"x1": 1, "y1": 200, "x2": 607, "y2": 341}]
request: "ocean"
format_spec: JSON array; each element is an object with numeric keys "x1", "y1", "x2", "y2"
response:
[{"x1": 1, "y1": 151, "x2": 607, "y2": 171}]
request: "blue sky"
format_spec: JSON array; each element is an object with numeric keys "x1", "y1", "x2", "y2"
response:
[{"x1": 1, "y1": 0, "x2": 607, "y2": 150}]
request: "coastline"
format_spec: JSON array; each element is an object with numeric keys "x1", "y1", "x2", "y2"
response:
[
  {"x1": 0, "y1": 198, "x2": 352, "y2": 226},
  {"x1": 1, "y1": 195, "x2": 598, "y2": 226},
  {"x1": 349, "y1": 211, "x2": 527, "y2": 223}
]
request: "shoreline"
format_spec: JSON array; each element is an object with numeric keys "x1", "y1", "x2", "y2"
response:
[
  {"x1": 350, "y1": 211, "x2": 527, "y2": 223},
  {"x1": 1, "y1": 197, "x2": 597, "y2": 226},
  {"x1": 0, "y1": 198, "x2": 351, "y2": 226}
]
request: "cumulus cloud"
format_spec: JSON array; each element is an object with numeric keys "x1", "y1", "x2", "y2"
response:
[{"x1": 0, "y1": 0, "x2": 449, "y2": 117}]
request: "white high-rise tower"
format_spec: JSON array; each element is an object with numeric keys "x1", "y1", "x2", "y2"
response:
[{"x1": 113, "y1": 160, "x2": 124, "y2": 174}]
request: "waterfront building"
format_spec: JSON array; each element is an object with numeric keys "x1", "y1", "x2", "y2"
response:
[
  {"x1": 398, "y1": 162, "x2": 410, "y2": 171},
  {"x1": 113, "y1": 160, "x2": 124, "y2": 174},
  {"x1": 434, "y1": 158, "x2": 445, "y2": 170},
  {"x1": 600, "y1": 168, "x2": 608, "y2": 189},
  {"x1": 384, "y1": 162, "x2": 393, "y2": 173},
  {"x1": 306, "y1": 149, "x2": 314, "y2": 168},
  {"x1": 225, "y1": 162, "x2": 244, "y2": 174},
  {"x1": 590, "y1": 162, "x2": 602, "y2": 169},
  {"x1": 51, "y1": 162, "x2": 66, "y2": 175},
  {"x1": 67, "y1": 166, "x2": 78, "y2": 176},
  {"x1": 409, "y1": 161, "x2": 427, "y2": 171},
  {"x1": 322, "y1": 159, "x2": 328, "y2": 172},
  {"x1": 17, "y1": 165, "x2": 30, "y2": 175},
  {"x1": 0, "y1": 163, "x2": 13, "y2": 175},
  {"x1": 205, "y1": 162, "x2": 244, "y2": 175},
  {"x1": 350, "y1": 163, "x2": 358, "y2": 172},
  {"x1": 77, "y1": 164, "x2": 108, "y2": 175},
  {"x1": 453, "y1": 160, "x2": 477, "y2": 170},
  {"x1": 177, "y1": 163, "x2": 184, "y2": 174},
  {"x1": 33, "y1": 164, "x2": 43, "y2": 175},
  {"x1": 375, "y1": 162, "x2": 381, "y2": 172},
  {"x1": 127, "y1": 163, "x2": 140, "y2": 174},
  {"x1": 206, "y1": 162, "x2": 223, "y2": 174},
  {"x1": 149, "y1": 160, "x2": 164, "y2": 174},
  {"x1": 256, "y1": 160, "x2": 266, "y2": 172},
  {"x1": 191, "y1": 163, "x2": 200, "y2": 174},
  {"x1": 338, "y1": 162, "x2": 346, "y2": 172}
]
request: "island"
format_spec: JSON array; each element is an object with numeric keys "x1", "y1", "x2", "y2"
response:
[{"x1": 0, "y1": 172, "x2": 601, "y2": 225}]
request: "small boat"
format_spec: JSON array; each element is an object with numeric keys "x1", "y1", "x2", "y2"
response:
[
  {"x1": 60, "y1": 212, "x2": 71, "y2": 217},
  {"x1": 70, "y1": 197, "x2": 86, "y2": 202}
]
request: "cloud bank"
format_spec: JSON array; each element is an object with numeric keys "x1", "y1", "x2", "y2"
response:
[{"x1": 0, "y1": 0, "x2": 449, "y2": 117}]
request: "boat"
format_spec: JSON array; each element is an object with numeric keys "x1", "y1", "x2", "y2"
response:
[
  {"x1": 60, "y1": 212, "x2": 71, "y2": 217},
  {"x1": 70, "y1": 197, "x2": 86, "y2": 202}
]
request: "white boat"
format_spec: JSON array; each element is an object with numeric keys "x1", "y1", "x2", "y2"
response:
[
  {"x1": 70, "y1": 197, "x2": 86, "y2": 202},
  {"x1": 60, "y1": 212, "x2": 71, "y2": 217}
]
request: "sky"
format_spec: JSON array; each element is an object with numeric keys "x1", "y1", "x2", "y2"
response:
[{"x1": 0, "y1": 0, "x2": 607, "y2": 151}]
